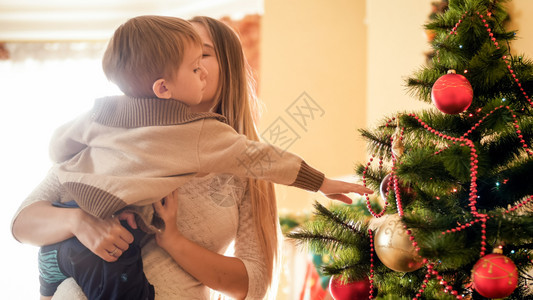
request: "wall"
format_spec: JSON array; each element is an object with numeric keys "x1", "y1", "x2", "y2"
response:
[
  {"x1": 366, "y1": 0, "x2": 435, "y2": 128},
  {"x1": 260, "y1": 0, "x2": 367, "y2": 213},
  {"x1": 507, "y1": 0, "x2": 533, "y2": 56},
  {"x1": 367, "y1": 0, "x2": 533, "y2": 129}
]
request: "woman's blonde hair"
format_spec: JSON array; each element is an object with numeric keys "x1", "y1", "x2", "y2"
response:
[
  {"x1": 102, "y1": 15, "x2": 201, "y2": 98},
  {"x1": 190, "y1": 16, "x2": 281, "y2": 297}
]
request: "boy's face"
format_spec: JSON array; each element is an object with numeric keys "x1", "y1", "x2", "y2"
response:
[{"x1": 166, "y1": 43, "x2": 207, "y2": 106}]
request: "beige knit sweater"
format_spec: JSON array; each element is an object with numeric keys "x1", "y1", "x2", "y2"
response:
[
  {"x1": 50, "y1": 95, "x2": 324, "y2": 231},
  {"x1": 12, "y1": 172, "x2": 268, "y2": 299}
]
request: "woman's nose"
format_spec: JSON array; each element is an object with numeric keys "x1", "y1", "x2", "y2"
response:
[{"x1": 200, "y1": 64, "x2": 208, "y2": 79}]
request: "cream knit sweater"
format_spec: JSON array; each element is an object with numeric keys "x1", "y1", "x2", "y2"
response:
[
  {"x1": 12, "y1": 172, "x2": 269, "y2": 299},
  {"x1": 50, "y1": 95, "x2": 324, "y2": 231}
]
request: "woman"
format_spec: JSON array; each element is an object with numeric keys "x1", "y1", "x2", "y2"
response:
[{"x1": 12, "y1": 16, "x2": 279, "y2": 299}]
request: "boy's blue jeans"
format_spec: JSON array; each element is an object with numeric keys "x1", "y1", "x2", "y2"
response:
[{"x1": 38, "y1": 202, "x2": 154, "y2": 300}]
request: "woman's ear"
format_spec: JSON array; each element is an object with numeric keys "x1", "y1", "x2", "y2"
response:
[{"x1": 152, "y1": 79, "x2": 171, "y2": 99}]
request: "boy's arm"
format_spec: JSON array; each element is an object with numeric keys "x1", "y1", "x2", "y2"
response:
[
  {"x1": 48, "y1": 111, "x2": 92, "y2": 163},
  {"x1": 196, "y1": 120, "x2": 373, "y2": 202},
  {"x1": 197, "y1": 120, "x2": 323, "y2": 190}
]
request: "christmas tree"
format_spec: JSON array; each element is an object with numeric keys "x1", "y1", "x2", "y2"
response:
[{"x1": 289, "y1": 0, "x2": 533, "y2": 299}]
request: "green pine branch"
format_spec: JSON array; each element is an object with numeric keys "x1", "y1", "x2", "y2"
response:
[{"x1": 290, "y1": 0, "x2": 533, "y2": 298}]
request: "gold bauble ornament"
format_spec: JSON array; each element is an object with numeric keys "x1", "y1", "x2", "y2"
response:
[{"x1": 374, "y1": 214, "x2": 424, "y2": 272}]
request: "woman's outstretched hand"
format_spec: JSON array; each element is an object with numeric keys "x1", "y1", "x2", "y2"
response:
[{"x1": 319, "y1": 177, "x2": 374, "y2": 204}]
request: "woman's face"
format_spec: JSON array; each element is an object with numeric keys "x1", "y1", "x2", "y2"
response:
[{"x1": 190, "y1": 23, "x2": 220, "y2": 113}]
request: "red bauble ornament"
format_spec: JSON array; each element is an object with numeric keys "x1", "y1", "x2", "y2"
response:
[
  {"x1": 472, "y1": 253, "x2": 518, "y2": 298},
  {"x1": 431, "y1": 70, "x2": 473, "y2": 114},
  {"x1": 329, "y1": 276, "x2": 371, "y2": 300}
]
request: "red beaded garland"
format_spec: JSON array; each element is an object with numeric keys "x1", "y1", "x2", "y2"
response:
[
  {"x1": 368, "y1": 229, "x2": 375, "y2": 299},
  {"x1": 409, "y1": 105, "x2": 532, "y2": 227},
  {"x1": 362, "y1": 155, "x2": 389, "y2": 218},
  {"x1": 368, "y1": 8, "x2": 533, "y2": 299},
  {"x1": 412, "y1": 264, "x2": 463, "y2": 300},
  {"x1": 476, "y1": 12, "x2": 533, "y2": 106},
  {"x1": 440, "y1": 195, "x2": 533, "y2": 237}
]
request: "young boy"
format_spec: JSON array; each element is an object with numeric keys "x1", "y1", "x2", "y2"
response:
[{"x1": 39, "y1": 15, "x2": 373, "y2": 299}]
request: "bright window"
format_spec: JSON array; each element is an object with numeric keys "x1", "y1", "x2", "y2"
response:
[{"x1": 0, "y1": 43, "x2": 120, "y2": 298}]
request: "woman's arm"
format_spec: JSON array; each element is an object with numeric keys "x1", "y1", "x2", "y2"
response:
[
  {"x1": 154, "y1": 190, "x2": 249, "y2": 300},
  {"x1": 13, "y1": 200, "x2": 82, "y2": 245},
  {"x1": 12, "y1": 172, "x2": 134, "y2": 262},
  {"x1": 233, "y1": 188, "x2": 270, "y2": 299}
]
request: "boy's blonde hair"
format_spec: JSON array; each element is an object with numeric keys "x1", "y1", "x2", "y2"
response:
[{"x1": 103, "y1": 15, "x2": 201, "y2": 98}]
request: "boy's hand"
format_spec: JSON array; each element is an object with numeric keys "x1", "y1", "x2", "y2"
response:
[
  {"x1": 116, "y1": 211, "x2": 138, "y2": 229},
  {"x1": 319, "y1": 178, "x2": 374, "y2": 204}
]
